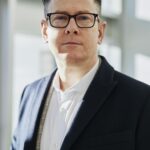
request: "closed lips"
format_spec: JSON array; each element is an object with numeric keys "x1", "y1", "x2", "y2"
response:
[{"x1": 63, "y1": 42, "x2": 82, "y2": 45}]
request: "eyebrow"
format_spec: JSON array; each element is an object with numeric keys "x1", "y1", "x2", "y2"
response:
[{"x1": 52, "y1": 10, "x2": 92, "y2": 14}]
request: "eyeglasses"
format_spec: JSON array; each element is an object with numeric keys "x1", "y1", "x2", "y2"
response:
[{"x1": 47, "y1": 13, "x2": 99, "y2": 28}]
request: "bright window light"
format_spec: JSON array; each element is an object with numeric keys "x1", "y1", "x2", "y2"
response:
[
  {"x1": 99, "y1": 43, "x2": 122, "y2": 71},
  {"x1": 135, "y1": 0, "x2": 150, "y2": 21},
  {"x1": 102, "y1": 0, "x2": 122, "y2": 18},
  {"x1": 135, "y1": 53, "x2": 150, "y2": 85}
]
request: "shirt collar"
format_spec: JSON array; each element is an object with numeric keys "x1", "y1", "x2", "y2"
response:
[{"x1": 52, "y1": 58, "x2": 100, "y2": 95}]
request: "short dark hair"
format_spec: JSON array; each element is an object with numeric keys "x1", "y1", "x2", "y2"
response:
[{"x1": 42, "y1": 0, "x2": 101, "y2": 18}]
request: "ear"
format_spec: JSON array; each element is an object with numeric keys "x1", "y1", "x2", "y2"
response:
[
  {"x1": 41, "y1": 19, "x2": 48, "y2": 43},
  {"x1": 97, "y1": 21, "x2": 107, "y2": 44}
]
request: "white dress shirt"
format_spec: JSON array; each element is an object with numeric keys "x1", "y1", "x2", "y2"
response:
[{"x1": 41, "y1": 59, "x2": 100, "y2": 150}]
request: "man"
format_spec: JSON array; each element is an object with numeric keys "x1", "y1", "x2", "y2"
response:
[{"x1": 11, "y1": 0, "x2": 150, "y2": 149}]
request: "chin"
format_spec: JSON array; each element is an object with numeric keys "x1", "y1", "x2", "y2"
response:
[{"x1": 66, "y1": 54, "x2": 87, "y2": 64}]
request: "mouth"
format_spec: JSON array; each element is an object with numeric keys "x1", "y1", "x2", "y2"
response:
[{"x1": 62, "y1": 42, "x2": 82, "y2": 45}]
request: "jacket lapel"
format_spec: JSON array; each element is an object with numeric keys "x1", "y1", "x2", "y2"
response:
[
  {"x1": 24, "y1": 70, "x2": 56, "y2": 149},
  {"x1": 61, "y1": 56, "x2": 118, "y2": 150}
]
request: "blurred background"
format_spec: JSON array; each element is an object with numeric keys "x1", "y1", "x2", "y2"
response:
[{"x1": 0, "y1": 0, "x2": 150, "y2": 149}]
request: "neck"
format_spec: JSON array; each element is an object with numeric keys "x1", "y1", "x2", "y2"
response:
[{"x1": 56, "y1": 57, "x2": 99, "y2": 91}]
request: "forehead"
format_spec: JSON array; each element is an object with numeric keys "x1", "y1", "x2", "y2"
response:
[{"x1": 48, "y1": 0, "x2": 98, "y2": 14}]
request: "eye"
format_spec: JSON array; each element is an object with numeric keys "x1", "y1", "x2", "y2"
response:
[
  {"x1": 77, "y1": 14, "x2": 90, "y2": 20},
  {"x1": 53, "y1": 14, "x2": 68, "y2": 21}
]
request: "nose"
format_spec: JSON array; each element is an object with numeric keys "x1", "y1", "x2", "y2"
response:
[{"x1": 64, "y1": 18, "x2": 80, "y2": 34}]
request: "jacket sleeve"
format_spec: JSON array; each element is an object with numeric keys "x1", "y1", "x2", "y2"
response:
[
  {"x1": 10, "y1": 127, "x2": 18, "y2": 150},
  {"x1": 136, "y1": 93, "x2": 150, "y2": 150},
  {"x1": 10, "y1": 86, "x2": 28, "y2": 150}
]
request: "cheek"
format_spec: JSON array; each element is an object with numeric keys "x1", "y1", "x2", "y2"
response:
[
  {"x1": 91, "y1": 27, "x2": 100, "y2": 42},
  {"x1": 47, "y1": 28, "x2": 61, "y2": 50},
  {"x1": 84, "y1": 29, "x2": 99, "y2": 47},
  {"x1": 55, "y1": 35, "x2": 62, "y2": 49}
]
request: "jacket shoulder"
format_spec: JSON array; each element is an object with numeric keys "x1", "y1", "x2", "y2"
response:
[
  {"x1": 114, "y1": 70, "x2": 150, "y2": 98},
  {"x1": 23, "y1": 69, "x2": 56, "y2": 96}
]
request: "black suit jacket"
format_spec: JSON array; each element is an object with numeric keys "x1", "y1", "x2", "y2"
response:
[{"x1": 11, "y1": 56, "x2": 150, "y2": 150}]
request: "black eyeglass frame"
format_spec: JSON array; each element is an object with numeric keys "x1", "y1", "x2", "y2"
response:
[{"x1": 46, "y1": 13, "x2": 99, "y2": 28}]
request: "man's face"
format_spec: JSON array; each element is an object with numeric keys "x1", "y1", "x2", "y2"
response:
[{"x1": 42, "y1": 0, "x2": 106, "y2": 65}]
